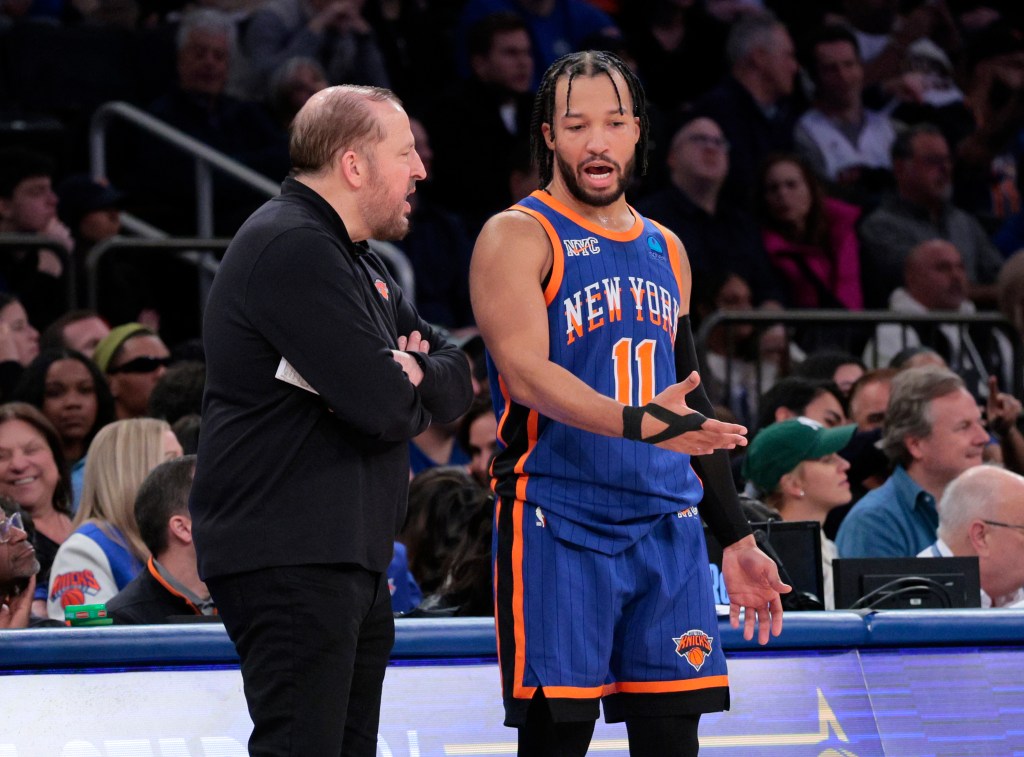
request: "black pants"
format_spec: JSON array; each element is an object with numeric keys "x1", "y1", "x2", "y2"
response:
[{"x1": 208, "y1": 564, "x2": 394, "y2": 757}]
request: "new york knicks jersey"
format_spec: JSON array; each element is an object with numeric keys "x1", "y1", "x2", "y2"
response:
[{"x1": 488, "y1": 191, "x2": 705, "y2": 554}]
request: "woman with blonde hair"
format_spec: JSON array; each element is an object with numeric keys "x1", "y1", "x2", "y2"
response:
[{"x1": 46, "y1": 417, "x2": 183, "y2": 620}]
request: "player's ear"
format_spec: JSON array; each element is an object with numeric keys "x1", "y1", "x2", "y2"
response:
[{"x1": 542, "y1": 122, "x2": 555, "y2": 150}]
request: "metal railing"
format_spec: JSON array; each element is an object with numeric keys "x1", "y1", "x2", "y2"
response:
[
  {"x1": 0, "y1": 234, "x2": 75, "y2": 310},
  {"x1": 84, "y1": 237, "x2": 230, "y2": 324},
  {"x1": 86, "y1": 101, "x2": 279, "y2": 318},
  {"x1": 88, "y1": 101, "x2": 278, "y2": 239},
  {"x1": 695, "y1": 310, "x2": 1023, "y2": 426},
  {"x1": 86, "y1": 101, "x2": 420, "y2": 322}
]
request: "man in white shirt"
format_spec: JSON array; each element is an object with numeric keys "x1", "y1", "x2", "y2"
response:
[
  {"x1": 794, "y1": 25, "x2": 896, "y2": 189},
  {"x1": 919, "y1": 465, "x2": 1024, "y2": 608}
]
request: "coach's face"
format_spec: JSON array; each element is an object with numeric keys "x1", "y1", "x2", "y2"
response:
[{"x1": 359, "y1": 103, "x2": 426, "y2": 241}]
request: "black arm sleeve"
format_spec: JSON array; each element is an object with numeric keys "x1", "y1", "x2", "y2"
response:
[{"x1": 675, "y1": 315, "x2": 752, "y2": 548}]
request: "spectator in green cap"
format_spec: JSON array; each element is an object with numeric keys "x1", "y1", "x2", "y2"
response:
[
  {"x1": 92, "y1": 324, "x2": 171, "y2": 420},
  {"x1": 743, "y1": 418, "x2": 857, "y2": 608}
]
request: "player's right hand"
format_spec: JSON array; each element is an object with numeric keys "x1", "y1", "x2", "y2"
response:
[{"x1": 643, "y1": 371, "x2": 747, "y2": 455}]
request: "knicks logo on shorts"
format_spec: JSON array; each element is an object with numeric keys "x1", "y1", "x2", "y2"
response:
[
  {"x1": 374, "y1": 279, "x2": 390, "y2": 300},
  {"x1": 673, "y1": 629, "x2": 714, "y2": 672}
]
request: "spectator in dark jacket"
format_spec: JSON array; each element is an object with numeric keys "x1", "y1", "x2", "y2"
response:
[{"x1": 107, "y1": 455, "x2": 215, "y2": 624}]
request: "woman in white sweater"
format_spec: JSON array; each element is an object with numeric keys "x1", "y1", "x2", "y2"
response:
[{"x1": 46, "y1": 418, "x2": 182, "y2": 620}]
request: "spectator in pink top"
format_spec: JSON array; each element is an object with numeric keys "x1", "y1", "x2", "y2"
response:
[{"x1": 758, "y1": 153, "x2": 864, "y2": 310}]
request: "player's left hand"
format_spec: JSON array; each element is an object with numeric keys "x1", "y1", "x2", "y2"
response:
[{"x1": 722, "y1": 534, "x2": 790, "y2": 645}]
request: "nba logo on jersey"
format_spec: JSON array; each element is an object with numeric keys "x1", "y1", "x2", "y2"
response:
[
  {"x1": 673, "y1": 629, "x2": 714, "y2": 671},
  {"x1": 563, "y1": 237, "x2": 601, "y2": 256}
]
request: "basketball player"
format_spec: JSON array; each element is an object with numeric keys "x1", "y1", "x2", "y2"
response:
[{"x1": 470, "y1": 51, "x2": 790, "y2": 756}]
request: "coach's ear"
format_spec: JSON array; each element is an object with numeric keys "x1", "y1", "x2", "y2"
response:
[{"x1": 337, "y1": 149, "x2": 368, "y2": 190}]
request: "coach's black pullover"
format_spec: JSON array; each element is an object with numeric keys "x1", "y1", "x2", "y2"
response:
[{"x1": 190, "y1": 178, "x2": 472, "y2": 580}]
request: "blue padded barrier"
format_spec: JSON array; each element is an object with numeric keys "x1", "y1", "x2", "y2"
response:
[
  {"x1": 864, "y1": 608, "x2": 1024, "y2": 646},
  {"x1": 3, "y1": 610, "x2": 1024, "y2": 672},
  {"x1": 716, "y1": 610, "x2": 870, "y2": 650}
]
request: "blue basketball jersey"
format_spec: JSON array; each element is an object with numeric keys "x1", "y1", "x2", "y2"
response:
[{"x1": 488, "y1": 191, "x2": 705, "y2": 554}]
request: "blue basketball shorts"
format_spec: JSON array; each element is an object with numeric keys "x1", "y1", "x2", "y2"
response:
[{"x1": 494, "y1": 496, "x2": 730, "y2": 726}]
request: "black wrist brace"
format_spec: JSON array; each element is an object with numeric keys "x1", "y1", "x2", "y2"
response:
[{"x1": 622, "y1": 403, "x2": 707, "y2": 444}]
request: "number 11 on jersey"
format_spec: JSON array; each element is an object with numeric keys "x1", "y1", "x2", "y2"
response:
[{"x1": 613, "y1": 337, "x2": 656, "y2": 406}]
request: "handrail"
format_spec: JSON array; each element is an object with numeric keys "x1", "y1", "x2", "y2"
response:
[
  {"x1": 0, "y1": 234, "x2": 75, "y2": 311},
  {"x1": 88, "y1": 101, "x2": 279, "y2": 237},
  {"x1": 84, "y1": 237, "x2": 231, "y2": 320},
  {"x1": 695, "y1": 310, "x2": 1023, "y2": 424},
  {"x1": 87, "y1": 101, "x2": 424, "y2": 310}
]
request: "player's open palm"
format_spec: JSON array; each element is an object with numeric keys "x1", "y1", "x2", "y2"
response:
[
  {"x1": 644, "y1": 372, "x2": 748, "y2": 455},
  {"x1": 722, "y1": 536, "x2": 790, "y2": 645}
]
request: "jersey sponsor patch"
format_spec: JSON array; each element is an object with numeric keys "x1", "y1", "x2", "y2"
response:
[
  {"x1": 673, "y1": 629, "x2": 714, "y2": 671},
  {"x1": 646, "y1": 235, "x2": 666, "y2": 261},
  {"x1": 563, "y1": 236, "x2": 601, "y2": 257},
  {"x1": 374, "y1": 278, "x2": 390, "y2": 300}
]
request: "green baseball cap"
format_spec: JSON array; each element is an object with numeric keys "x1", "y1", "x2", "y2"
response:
[
  {"x1": 92, "y1": 322, "x2": 153, "y2": 373},
  {"x1": 742, "y1": 418, "x2": 857, "y2": 493}
]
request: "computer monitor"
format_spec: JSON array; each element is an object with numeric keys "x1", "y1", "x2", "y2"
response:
[
  {"x1": 704, "y1": 520, "x2": 824, "y2": 608},
  {"x1": 832, "y1": 556, "x2": 981, "y2": 610}
]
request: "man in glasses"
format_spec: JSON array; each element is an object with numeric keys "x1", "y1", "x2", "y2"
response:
[
  {"x1": 920, "y1": 465, "x2": 1024, "y2": 608},
  {"x1": 0, "y1": 503, "x2": 40, "y2": 629},
  {"x1": 635, "y1": 116, "x2": 783, "y2": 306},
  {"x1": 93, "y1": 323, "x2": 172, "y2": 420}
]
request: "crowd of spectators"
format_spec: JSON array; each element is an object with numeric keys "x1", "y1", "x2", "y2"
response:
[{"x1": 3, "y1": 0, "x2": 1024, "y2": 625}]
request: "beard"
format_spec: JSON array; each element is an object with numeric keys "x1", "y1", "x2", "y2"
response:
[
  {"x1": 555, "y1": 151, "x2": 633, "y2": 207},
  {"x1": 359, "y1": 160, "x2": 414, "y2": 241}
]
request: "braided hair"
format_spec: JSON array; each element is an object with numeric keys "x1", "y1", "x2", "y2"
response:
[{"x1": 530, "y1": 50, "x2": 650, "y2": 188}]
